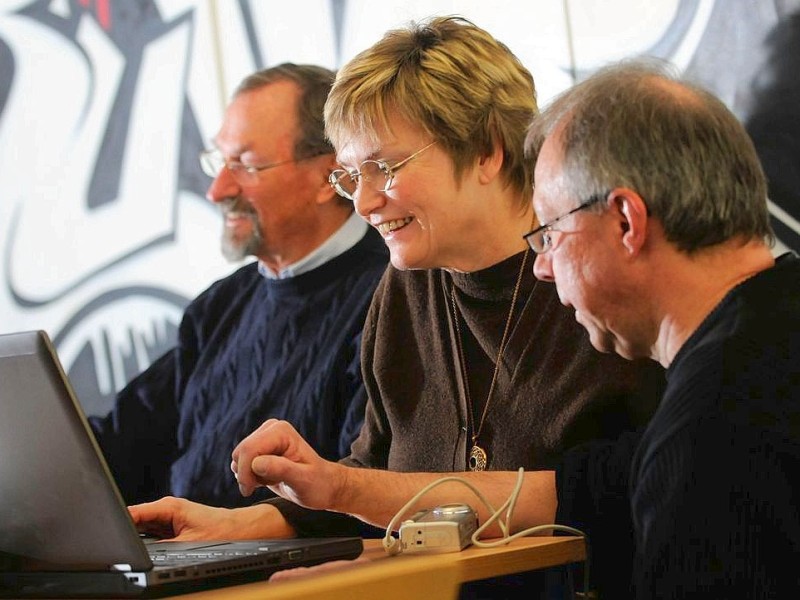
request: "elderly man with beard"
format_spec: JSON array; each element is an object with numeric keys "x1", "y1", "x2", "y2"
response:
[{"x1": 89, "y1": 63, "x2": 388, "y2": 509}]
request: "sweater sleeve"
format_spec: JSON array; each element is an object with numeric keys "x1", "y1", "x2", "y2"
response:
[
  {"x1": 265, "y1": 498, "x2": 385, "y2": 538},
  {"x1": 555, "y1": 429, "x2": 641, "y2": 599},
  {"x1": 89, "y1": 284, "x2": 210, "y2": 504},
  {"x1": 336, "y1": 329, "x2": 370, "y2": 459},
  {"x1": 88, "y1": 350, "x2": 181, "y2": 504}
]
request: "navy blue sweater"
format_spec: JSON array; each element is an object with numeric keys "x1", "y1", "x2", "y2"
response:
[{"x1": 90, "y1": 229, "x2": 388, "y2": 508}]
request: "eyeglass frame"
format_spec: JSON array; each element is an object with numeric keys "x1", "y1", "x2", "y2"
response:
[
  {"x1": 523, "y1": 192, "x2": 608, "y2": 254},
  {"x1": 328, "y1": 141, "x2": 437, "y2": 201},
  {"x1": 199, "y1": 148, "x2": 324, "y2": 182}
]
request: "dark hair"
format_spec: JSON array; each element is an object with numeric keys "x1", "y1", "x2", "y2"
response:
[{"x1": 235, "y1": 63, "x2": 335, "y2": 160}]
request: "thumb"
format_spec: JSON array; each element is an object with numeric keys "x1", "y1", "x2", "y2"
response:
[
  {"x1": 250, "y1": 454, "x2": 313, "y2": 495},
  {"x1": 250, "y1": 454, "x2": 287, "y2": 483},
  {"x1": 251, "y1": 455, "x2": 269, "y2": 477}
]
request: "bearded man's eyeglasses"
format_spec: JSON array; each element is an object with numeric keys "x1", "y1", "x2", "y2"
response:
[{"x1": 200, "y1": 149, "x2": 324, "y2": 184}]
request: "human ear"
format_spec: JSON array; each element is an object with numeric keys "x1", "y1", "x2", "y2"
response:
[
  {"x1": 315, "y1": 155, "x2": 339, "y2": 205},
  {"x1": 476, "y1": 140, "x2": 504, "y2": 184},
  {"x1": 609, "y1": 188, "x2": 648, "y2": 255}
]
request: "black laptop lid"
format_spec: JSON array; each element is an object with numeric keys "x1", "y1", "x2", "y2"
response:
[{"x1": 0, "y1": 331, "x2": 152, "y2": 571}]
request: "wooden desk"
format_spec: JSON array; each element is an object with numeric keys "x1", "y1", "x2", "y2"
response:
[{"x1": 176, "y1": 536, "x2": 585, "y2": 600}]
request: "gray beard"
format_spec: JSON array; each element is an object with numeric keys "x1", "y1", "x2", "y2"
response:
[{"x1": 220, "y1": 198, "x2": 263, "y2": 262}]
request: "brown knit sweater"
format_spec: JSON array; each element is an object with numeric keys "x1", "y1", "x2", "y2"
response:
[
  {"x1": 272, "y1": 250, "x2": 663, "y2": 535},
  {"x1": 345, "y1": 251, "x2": 663, "y2": 472}
]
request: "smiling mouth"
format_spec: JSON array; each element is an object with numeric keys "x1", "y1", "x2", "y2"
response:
[
  {"x1": 376, "y1": 217, "x2": 414, "y2": 236},
  {"x1": 222, "y1": 198, "x2": 256, "y2": 222}
]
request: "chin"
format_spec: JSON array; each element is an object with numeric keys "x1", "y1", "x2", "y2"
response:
[
  {"x1": 590, "y1": 333, "x2": 641, "y2": 361},
  {"x1": 222, "y1": 232, "x2": 261, "y2": 263},
  {"x1": 390, "y1": 259, "x2": 424, "y2": 272},
  {"x1": 611, "y1": 346, "x2": 636, "y2": 361},
  {"x1": 612, "y1": 340, "x2": 648, "y2": 362},
  {"x1": 388, "y1": 250, "x2": 428, "y2": 271},
  {"x1": 585, "y1": 328, "x2": 616, "y2": 355}
]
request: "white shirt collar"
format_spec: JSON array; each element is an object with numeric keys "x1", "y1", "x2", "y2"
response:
[{"x1": 258, "y1": 212, "x2": 368, "y2": 279}]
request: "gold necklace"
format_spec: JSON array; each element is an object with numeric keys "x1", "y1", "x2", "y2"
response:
[{"x1": 449, "y1": 248, "x2": 530, "y2": 471}]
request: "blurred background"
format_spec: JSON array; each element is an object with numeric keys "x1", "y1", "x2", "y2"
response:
[{"x1": 1, "y1": 0, "x2": 798, "y2": 417}]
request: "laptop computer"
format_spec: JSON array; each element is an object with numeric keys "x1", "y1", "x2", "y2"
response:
[{"x1": 0, "y1": 330, "x2": 362, "y2": 597}]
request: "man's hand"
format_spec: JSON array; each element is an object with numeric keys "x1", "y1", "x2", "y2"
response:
[
  {"x1": 128, "y1": 497, "x2": 294, "y2": 540},
  {"x1": 231, "y1": 419, "x2": 345, "y2": 510}
]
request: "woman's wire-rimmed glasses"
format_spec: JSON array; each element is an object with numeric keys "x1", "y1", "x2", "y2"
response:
[
  {"x1": 523, "y1": 193, "x2": 607, "y2": 254},
  {"x1": 328, "y1": 141, "x2": 436, "y2": 201}
]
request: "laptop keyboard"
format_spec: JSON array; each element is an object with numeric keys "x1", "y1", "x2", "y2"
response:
[{"x1": 150, "y1": 549, "x2": 265, "y2": 567}]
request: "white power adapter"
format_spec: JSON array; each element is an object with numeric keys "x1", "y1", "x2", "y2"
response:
[{"x1": 398, "y1": 503, "x2": 479, "y2": 554}]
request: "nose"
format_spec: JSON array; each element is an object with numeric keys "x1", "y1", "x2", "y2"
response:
[
  {"x1": 533, "y1": 252, "x2": 555, "y2": 282},
  {"x1": 205, "y1": 168, "x2": 241, "y2": 204},
  {"x1": 352, "y1": 185, "x2": 387, "y2": 219}
]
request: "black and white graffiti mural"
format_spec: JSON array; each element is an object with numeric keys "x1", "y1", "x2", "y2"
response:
[
  {"x1": 0, "y1": 0, "x2": 234, "y2": 416},
  {"x1": 1, "y1": 0, "x2": 798, "y2": 417}
]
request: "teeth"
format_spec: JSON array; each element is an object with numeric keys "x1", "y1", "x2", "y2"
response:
[
  {"x1": 377, "y1": 217, "x2": 413, "y2": 235},
  {"x1": 225, "y1": 210, "x2": 248, "y2": 219}
]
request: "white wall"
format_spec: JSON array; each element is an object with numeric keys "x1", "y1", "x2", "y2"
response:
[{"x1": 0, "y1": 0, "x2": 797, "y2": 415}]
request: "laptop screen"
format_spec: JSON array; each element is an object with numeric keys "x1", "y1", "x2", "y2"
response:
[
  {"x1": 0, "y1": 331, "x2": 153, "y2": 571},
  {"x1": 0, "y1": 330, "x2": 362, "y2": 600}
]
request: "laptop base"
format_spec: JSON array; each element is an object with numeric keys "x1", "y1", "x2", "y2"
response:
[
  {"x1": 0, "y1": 569, "x2": 273, "y2": 598},
  {"x1": 1, "y1": 571, "x2": 147, "y2": 598},
  {"x1": 0, "y1": 331, "x2": 363, "y2": 597}
]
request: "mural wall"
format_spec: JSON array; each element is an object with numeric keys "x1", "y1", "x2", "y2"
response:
[{"x1": 1, "y1": 0, "x2": 798, "y2": 417}]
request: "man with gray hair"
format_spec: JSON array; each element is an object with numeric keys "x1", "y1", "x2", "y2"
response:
[{"x1": 523, "y1": 59, "x2": 798, "y2": 597}]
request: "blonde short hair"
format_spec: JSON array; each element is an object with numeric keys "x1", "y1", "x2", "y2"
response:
[{"x1": 325, "y1": 16, "x2": 537, "y2": 205}]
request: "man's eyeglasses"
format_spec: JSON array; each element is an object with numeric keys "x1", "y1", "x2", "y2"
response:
[
  {"x1": 523, "y1": 193, "x2": 606, "y2": 254},
  {"x1": 328, "y1": 141, "x2": 436, "y2": 201},
  {"x1": 199, "y1": 149, "x2": 313, "y2": 184}
]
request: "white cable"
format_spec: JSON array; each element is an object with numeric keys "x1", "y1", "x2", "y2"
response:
[
  {"x1": 382, "y1": 468, "x2": 591, "y2": 594},
  {"x1": 381, "y1": 474, "x2": 507, "y2": 554}
]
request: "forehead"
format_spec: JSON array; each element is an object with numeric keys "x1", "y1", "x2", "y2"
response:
[
  {"x1": 335, "y1": 113, "x2": 426, "y2": 167},
  {"x1": 532, "y1": 132, "x2": 569, "y2": 218},
  {"x1": 215, "y1": 81, "x2": 299, "y2": 152}
]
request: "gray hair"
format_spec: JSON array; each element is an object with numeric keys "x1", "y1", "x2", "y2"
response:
[
  {"x1": 235, "y1": 63, "x2": 335, "y2": 160},
  {"x1": 525, "y1": 59, "x2": 774, "y2": 252}
]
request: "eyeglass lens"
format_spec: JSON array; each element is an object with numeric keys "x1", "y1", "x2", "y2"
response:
[
  {"x1": 200, "y1": 150, "x2": 224, "y2": 178},
  {"x1": 527, "y1": 230, "x2": 551, "y2": 253},
  {"x1": 199, "y1": 150, "x2": 263, "y2": 183},
  {"x1": 335, "y1": 161, "x2": 390, "y2": 199}
]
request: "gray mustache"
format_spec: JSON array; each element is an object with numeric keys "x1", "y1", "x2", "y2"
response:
[{"x1": 220, "y1": 197, "x2": 256, "y2": 216}]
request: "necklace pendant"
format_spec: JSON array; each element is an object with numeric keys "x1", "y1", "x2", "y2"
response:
[{"x1": 469, "y1": 445, "x2": 488, "y2": 471}]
